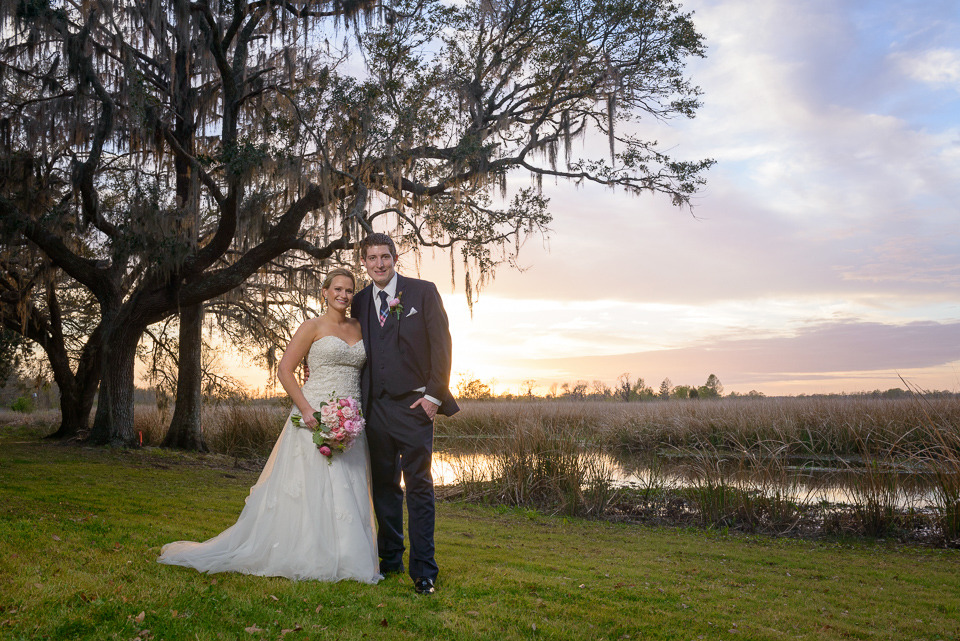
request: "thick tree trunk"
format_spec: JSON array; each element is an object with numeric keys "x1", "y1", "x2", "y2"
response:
[
  {"x1": 88, "y1": 327, "x2": 141, "y2": 446},
  {"x1": 161, "y1": 17, "x2": 208, "y2": 452},
  {"x1": 49, "y1": 384, "x2": 98, "y2": 438},
  {"x1": 162, "y1": 303, "x2": 207, "y2": 451},
  {"x1": 45, "y1": 379, "x2": 88, "y2": 439},
  {"x1": 44, "y1": 328, "x2": 102, "y2": 440}
]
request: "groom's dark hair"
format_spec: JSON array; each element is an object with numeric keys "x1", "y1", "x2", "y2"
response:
[{"x1": 359, "y1": 233, "x2": 397, "y2": 259}]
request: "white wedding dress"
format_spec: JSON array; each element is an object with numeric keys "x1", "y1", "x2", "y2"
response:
[{"x1": 158, "y1": 336, "x2": 381, "y2": 584}]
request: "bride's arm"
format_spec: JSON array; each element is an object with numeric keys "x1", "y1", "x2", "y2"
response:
[{"x1": 277, "y1": 321, "x2": 320, "y2": 429}]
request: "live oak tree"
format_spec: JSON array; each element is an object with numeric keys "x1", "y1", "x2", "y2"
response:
[
  {"x1": 1, "y1": 0, "x2": 713, "y2": 447},
  {"x1": 0, "y1": 205, "x2": 102, "y2": 437}
]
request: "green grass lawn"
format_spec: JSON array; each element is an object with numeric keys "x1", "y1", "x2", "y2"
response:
[{"x1": 1, "y1": 430, "x2": 958, "y2": 641}]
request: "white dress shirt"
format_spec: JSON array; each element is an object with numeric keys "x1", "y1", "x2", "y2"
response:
[
  {"x1": 372, "y1": 272, "x2": 398, "y2": 318},
  {"x1": 372, "y1": 273, "x2": 442, "y2": 407}
]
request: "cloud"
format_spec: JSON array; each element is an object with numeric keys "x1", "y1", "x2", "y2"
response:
[
  {"x1": 411, "y1": 0, "x2": 960, "y2": 309},
  {"x1": 519, "y1": 320, "x2": 960, "y2": 387},
  {"x1": 837, "y1": 235, "x2": 960, "y2": 288},
  {"x1": 892, "y1": 48, "x2": 960, "y2": 89}
]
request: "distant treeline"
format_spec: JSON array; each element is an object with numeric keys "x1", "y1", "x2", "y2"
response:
[
  {"x1": 454, "y1": 371, "x2": 957, "y2": 403},
  {"x1": 4, "y1": 370, "x2": 956, "y2": 414}
]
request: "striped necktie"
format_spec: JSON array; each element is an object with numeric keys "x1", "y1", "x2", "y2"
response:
[{"x1": 378, "y1": 291, "x2": 389, "y2": 327}]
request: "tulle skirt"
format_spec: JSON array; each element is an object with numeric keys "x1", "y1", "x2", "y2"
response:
[{"x1": 158, "y1": 416, "x2": 381, "y2": 584}]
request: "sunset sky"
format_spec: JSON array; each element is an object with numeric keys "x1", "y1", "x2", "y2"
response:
[{"x1": 228, "y1": 0, "x2": 960, "y2": 397}]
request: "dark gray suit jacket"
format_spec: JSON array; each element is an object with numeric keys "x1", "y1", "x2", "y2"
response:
[{"x1": 352, "y1": 274, "x2": 460, "y2": 418}]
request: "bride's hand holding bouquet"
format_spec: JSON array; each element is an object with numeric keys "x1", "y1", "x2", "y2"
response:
[
  {"x1": 297, "y1": 407, "x2": 319, "y2": 429},
  {"x1": 292, "y1": 395, "x2": 365, "y2": 463}
]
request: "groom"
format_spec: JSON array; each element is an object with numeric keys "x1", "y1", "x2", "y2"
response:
[{"x1": 352, "y1": 233, "x2": 459, "y2": 595}]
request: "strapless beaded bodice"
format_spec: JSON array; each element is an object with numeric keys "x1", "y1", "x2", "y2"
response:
[{"x1": 301, "y1": 335, "x2": 365, "y2": 403}]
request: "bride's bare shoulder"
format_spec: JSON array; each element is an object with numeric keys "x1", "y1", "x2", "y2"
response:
[{"x1": 297, "y1": 317, "x2": 327, "y2": 340}]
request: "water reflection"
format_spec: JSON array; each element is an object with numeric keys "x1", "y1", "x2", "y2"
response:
[{"x1": 431, "y1": 449, "x2": 941, "y2": 508}]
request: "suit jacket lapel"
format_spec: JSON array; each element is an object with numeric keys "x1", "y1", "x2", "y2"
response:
[
  {"x1": 358, "y1": 284, "x2": 373, "y2": 360},
  {"x1": 394, "y1": 273, "x2": 406, "y2": 329}
]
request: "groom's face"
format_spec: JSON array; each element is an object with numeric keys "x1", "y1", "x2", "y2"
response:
[{"x1": 362, "y1": 245, "x2": 396, "y2": 288}]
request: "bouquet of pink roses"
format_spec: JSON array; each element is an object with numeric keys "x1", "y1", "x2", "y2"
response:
[{"x1": 291, "y1": 394, "x2": 365, "y2": 463}]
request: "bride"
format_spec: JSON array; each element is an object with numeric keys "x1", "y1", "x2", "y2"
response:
[{"x1": 158, "y1": 268, "x2": 381, "y2": 583}]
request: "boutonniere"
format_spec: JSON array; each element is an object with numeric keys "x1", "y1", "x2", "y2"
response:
[{"x1": 388, "y1": 292, "x2": 404, "y2": 319}]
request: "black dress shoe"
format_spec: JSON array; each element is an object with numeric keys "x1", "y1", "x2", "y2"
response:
[{"x1": 413, "y1": 577, "x2": 435, "y2": 595}]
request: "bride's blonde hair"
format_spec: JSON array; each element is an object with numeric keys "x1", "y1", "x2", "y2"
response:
[{"x1": 321, "y1": 267, "x2": 356, "y2": 291}]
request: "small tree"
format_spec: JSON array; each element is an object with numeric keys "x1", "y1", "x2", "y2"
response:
[
  {"x1": 455, "y1": 373, "x2": 492, "y2": 400},
  {"x1": 671, "y1": 384, "x2": 691, "y2": 400},
  {"x1": 571, "y1": 381, "x2": 588, "y2": 401},
  {"x1": 616, "y1": 373, "x2": 632, "y2": 402},
  {"x1": 632, "y1": 379, "x2": 655, "y2": 401},
  {"x1": 699, "y1": 374, "x2": 724, "y2": 399},
  {"x1": 659, "y1": 378, "x2": 672, "y2": 400},
  {"x1": 590, "y1": 379, "x2": 611, "y2": 400}
]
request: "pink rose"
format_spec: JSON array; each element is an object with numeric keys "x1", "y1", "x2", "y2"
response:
[
  {"x1": 388, "y1": 297, "x2": 400, "y2": 308},
  {"x1": 320, "y1": 404, "x2": 338, "y2": 420},
  {"x1": 319, "y1": 445, "x2": 332, "y2": 457},
  {"x1": 340, "y1": 406, "x2": 355, "y2": 420},
  {"x1": 338, "y1": 398, "x2": 351, "y2": 407}
]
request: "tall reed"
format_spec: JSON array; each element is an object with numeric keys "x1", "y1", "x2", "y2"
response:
[
  {"x1": 731, "y1": 440, "x2": 818, "y2": 534},
  {"x1": 441, "y1": 415, "x2": 619, "y2": 517},
  {"x1": 682, "y1": 445, "x2": 735, "y2": 528},
  {"x1": 914, "y1": 402, "x2": 960, "y2": 542},
  {"x1": 437, "y1": 397, "x2": 960, "y2": 456},
  {"x1": 837, "y1": 432, "x2": 917, "y2": 537}
]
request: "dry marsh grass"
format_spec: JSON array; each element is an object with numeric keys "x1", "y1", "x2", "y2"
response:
[
  {"x1": 133, "y1": 402, "x2": 287, "y2": 458},
  {"x1": 437, "y1": 397, "x2": 960, "y2": 545},
  {"x1": 204, "y1": 403, "x2": 287, "y2": 458},
  {"x1": 0, "y1": 408, "x2": 61, "y2": 433},
  {"x1": 437, "y1": 396, "x2": 960, "y2": 456}
]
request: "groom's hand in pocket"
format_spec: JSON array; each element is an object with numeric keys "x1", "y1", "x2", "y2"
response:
[{"x1": 410, "y1": 397, "x2": 439, "y2": 421}]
